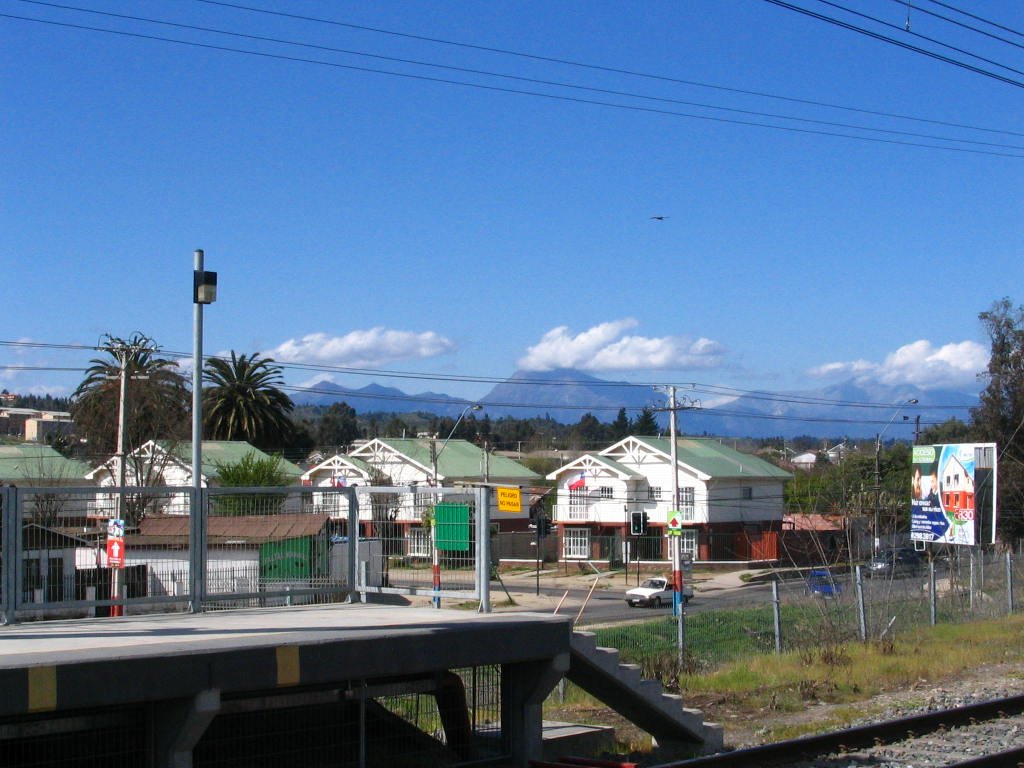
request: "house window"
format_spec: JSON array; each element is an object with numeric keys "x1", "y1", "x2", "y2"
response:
[
  {"x1": 563, "y1": 528, "x2": 590, "y2": 560},
  {"x1": 599, "y1": 486, "x2": 613, "y2": 500},
  {"x1": 648, "y1": 486, "x2": 662, "y2": 501},
  {"x1": 741, "y1": 487, "x2": 753, "y2": 500},
  {"x1": 677, "y1": 487, "x2": 695, "y2": 521},
  {"x1": 408, "y1": 527, "x2": 431, "y2": 558},
  {"x1": 680, "y1": 529, "x2": 697, "y2": 560}
]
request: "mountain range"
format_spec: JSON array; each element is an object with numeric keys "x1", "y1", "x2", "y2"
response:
[{"x1": 291, "y1": 369, "x2": 980, "y2": 439}]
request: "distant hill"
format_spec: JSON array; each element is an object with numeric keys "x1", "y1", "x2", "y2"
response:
[
  {"x1": 289, "y1": 370, "x2": 980, "y2": 439},
  {"x1": 478, "y1": 369, "x2": 659, "y2": 422},
  {"x1": 290, "y1": 380, "x2": 474, "y2": 417}
]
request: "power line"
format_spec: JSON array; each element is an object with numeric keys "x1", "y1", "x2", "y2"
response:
[
  {"x1": 810, "y1": 0, "x2": 1024, "y2": 77},
  {"x1": 4, "y1": 11, "x2": 1022, "y2": 157},
  {"x1": 0, "y1": 338, "x2": 978, "y2": 414},
  {"x1": 192, "y1": 0, "x2": 1023, "y2": 138},
  {"x1": 922, "y1": 0, "x2": 1024, "y2": 41},
  {"x1": 889, "y1": 0, "x2": 1024, "y2": 52},
  {"x1": 14, "y1": 0, "x2": 1024, "y2": 151},
  {"x1": 761, "y1": 0, "x2": 1024, "y2": 89}
]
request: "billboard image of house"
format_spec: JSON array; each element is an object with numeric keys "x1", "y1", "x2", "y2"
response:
[{"x1": 910, "y1": 443, "x2": 997, "y2": 546}]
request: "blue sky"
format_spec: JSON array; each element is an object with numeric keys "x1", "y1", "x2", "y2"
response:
[{"x1": 3, "y1": 0, "x2": 1022, "y2": 408}]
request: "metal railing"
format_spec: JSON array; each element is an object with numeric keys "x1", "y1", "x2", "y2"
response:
[{"x1": 0, "y1": 483, "x2": 493, "y2": 623}]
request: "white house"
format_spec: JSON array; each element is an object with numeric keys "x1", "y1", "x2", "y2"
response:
[
  {"x1": 547, "y1": 436, "x2": 792, "y2": 564},
  {"x1": 299, "y1": 453, "x2": 376, "y2": 520},
  {"x1": 84, "y1": 440, "x2": 304, "y2": 521}
]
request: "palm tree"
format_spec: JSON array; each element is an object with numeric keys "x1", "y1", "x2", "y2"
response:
[
  {"x1": 202, "y1": 352, "x2": 295, "y2": 450},
  {"x1": 70, "y1": 333, "x2": 189, "y2": 456}
]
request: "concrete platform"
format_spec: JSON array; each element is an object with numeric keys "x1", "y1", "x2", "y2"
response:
[{"x1": 0, "y1": 603, "x2": 572, "y2": 719}]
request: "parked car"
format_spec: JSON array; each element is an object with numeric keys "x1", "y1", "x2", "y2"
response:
[
  {"x1": 869, "y1": 548, "x2": 923, "y2": 576},
  {"x1": 625, "y1": 577, "x2": 693, "y2": 608},
  {"x1": 806, "y1": 568, "x2": 842, "y2": 597}
]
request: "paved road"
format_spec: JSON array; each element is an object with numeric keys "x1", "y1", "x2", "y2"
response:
[{"x1": 492, "y1": 570, "x2": 774, "y2": 624}]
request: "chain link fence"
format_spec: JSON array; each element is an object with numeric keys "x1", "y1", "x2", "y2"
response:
[
  {"x1": 1, "y1": 484, "x2": 491, "y2": 622},
  {"x1": 575, "y1": 549, "x2": 1024, "y2": 681}
]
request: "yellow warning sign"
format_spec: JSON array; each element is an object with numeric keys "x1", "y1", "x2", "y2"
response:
[{"x1": 496, "y1": 487, "x2": 522, "y2": 512}]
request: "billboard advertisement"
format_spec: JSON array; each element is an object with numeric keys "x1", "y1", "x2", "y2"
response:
[{"x1": 910, "y1": 443, "x2": 997, "y2": 546}]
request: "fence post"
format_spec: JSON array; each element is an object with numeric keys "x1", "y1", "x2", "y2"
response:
[
  {"x1": 929, "y1": 560, "x2": 937, "y2": 626},
  {"x1": 969, "y1": 549, "x2": 975, "y2": 613},
  {"x1": 1007, "y1": 552, "x2": 1014, "y2": 616},
  {"x1": 1, "y1": 485, "x2": 16, "y2": 624},
  {"x1": 346, "y1": 487, "x2": 359, "y2": 603},
  {"x1": 477, "y1": 486, "x2": 491, "y2": 614},
  {"x1": 771, "y1": 579, "x2": 782, "y2": 654},
  {"x1": 189, "y1": 486, "x2": 207, "y2": 613},
  {"x1": 855, "y1": 565, "x2": 867, "y2": 642}
]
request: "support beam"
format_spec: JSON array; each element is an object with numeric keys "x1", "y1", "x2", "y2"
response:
[
  {"x1": 153, "y1": 689, "x2": 220, "y2": 768},
  {"x1": 501, "y1": 654, "x2": 569, "y2": 766}
]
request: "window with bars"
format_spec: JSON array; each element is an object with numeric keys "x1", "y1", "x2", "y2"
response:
[
  {"x1": 648, "y1": 486, "x2": 662, "y2": 501},
  {"x1": 562, "y1": 528, "x2": 590, "y2": 559},
  {"x1": 407, "y1": 526, "x2": 431, "y2": 558},
  {"x1": 741, "y1": 486, "x2": 753, "y2": 500},
  {"x1": 680, "y1": 529, "x2": 697, "y2": 559},
  {"x1": 599, "y1": 486, "x2": 613, "y2": 500},
  {"x1": 677, "y1": 487, "x2": 695, "y2": 520}
]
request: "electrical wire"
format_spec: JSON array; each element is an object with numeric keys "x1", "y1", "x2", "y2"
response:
[
  {"x1": 761, "y1": 0, "x2": 1024, "y2": 89},
  {"x1": 922, "y1": 0, "x2": 1024, "y2": 41},
  {"x1": 3, "y1": 11, "x2": 1022, "y2": 158},
  {"x1": 888, "y1": 0, "x2": 1024, "y2": 51},
  {"x1": 191, "y1": 0, "x2": 1024, "y2": 138},
  {"x1": 810, "y1": 0, "x2": 1024, "y2": 77},
  {"x1": 14, "y1": 0, "x2": 1024, "y2": 151}
]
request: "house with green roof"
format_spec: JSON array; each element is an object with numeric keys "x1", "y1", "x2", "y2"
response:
[
  {"x1": 344, "y1": 438, "x2": 540, "y2": 549},
  {"x1": 547, "y1": 435, "x2": 792, "y2": 564},
  {"x1": 0, "y1": 444, "x2": 92, "y2": 485},
  {"x1": 84, "y1": 440, "x2": 303, "y2": 521}
]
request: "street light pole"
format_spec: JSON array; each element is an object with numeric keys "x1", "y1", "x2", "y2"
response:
[
  {"x1": 190, "y1": 250, "x2": 217, "y2": 613},
  {"x1": 873, "y1": 398, "x2": 918, "y2": 554}
]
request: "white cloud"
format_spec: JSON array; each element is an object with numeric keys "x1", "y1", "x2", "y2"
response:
[
  {"x1": 810, "y1": 339, "x2": 988, "y2": 389},
  {"x1": 518, "y1": 319, "x2": 726, "y2": 372},
  {"x1": 266, "y1": 328, "x2": 456, "y2": 369}
]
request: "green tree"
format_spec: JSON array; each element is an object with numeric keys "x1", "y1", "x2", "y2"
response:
[
  {"x1": 316, "y1": 402, "x2": 360, "y2": 449},
  {"x1": 609, "y1": 408, "x2": 631, "y2": 441},
  {"x1": 212, "y1": 451, "x2": 291, "y2": 515},
  {"x1": 631, "y1": 406, "x2": 660, "y2": 435},
  {"x1": 972, "y1": 298, "x2": 1024, "y2": 539},
  {"x1": 202, "y1": 352, "x2": 295, "y2": 450},
  {"x1": 567, "y1": 413, "x2": 606, "y2": 450},
  {"x1": 70, "y1": 333, "x2": 189, "y2": 457}
]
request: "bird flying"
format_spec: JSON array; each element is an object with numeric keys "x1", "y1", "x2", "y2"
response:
[{"x1": 650, "y1": 216, "x2": 668, "y2": 221}]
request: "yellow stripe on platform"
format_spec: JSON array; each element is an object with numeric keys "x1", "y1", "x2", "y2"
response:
[
  {"x1": 276, "y1": 645, "x2": 300, "y2": 687},
  {"x1": 27, "y1": 666, "x2": 57, "y2": 712}
]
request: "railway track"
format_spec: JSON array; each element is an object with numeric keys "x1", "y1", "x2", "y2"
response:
[{"x1": 647, "y1": 693, "x2": 1024, "y2": 768}]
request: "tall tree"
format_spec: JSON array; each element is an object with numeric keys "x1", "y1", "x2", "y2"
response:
[
  {"x1": 972, "y1": 298, "x2": 1024, "y2": 539},
  {"x1": 70, "y1": 333, "x2": 189, "y2": 458},
  {"x1": 631, "y1": 407, "x2": 660, "y2": 435},
  {"x1": 202, "y1": 352, "x2": 295, "y2": 450},
  {"x1": 609, "y1": 408, "x2": 631, "y2": 441},
  {"x1": 316, "y1": 402, "x2": 360, "y2": 451}
]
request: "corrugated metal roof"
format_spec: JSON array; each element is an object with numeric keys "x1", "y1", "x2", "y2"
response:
[
  {"x1": 133, "y1": 513, "x2": 330, "y2": 545},
  {"x1": 161, "y1": 441, "x2": 304, "y2": 479},
  {"x1": 376, "y1": 438, "x2": 539, "y2": 481},
  {"x1": 0, "y1": 444, "x2": 93, "y2": 482},
  {"x1": 628, "y1": 437, "x2": 793, "y2": 480}
]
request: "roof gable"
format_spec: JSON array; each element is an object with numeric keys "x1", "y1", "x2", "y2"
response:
[
  {"x1": 350, "y1": 438, "x2": 538, "y2": 482},
  {"x1": 602, "y1": 435, "x2": 792, "y2": 481},
  {"x1": 545, "y1": 453, "x2": 641, "y2": 481}
]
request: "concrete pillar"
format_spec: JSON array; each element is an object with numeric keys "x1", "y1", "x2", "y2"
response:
[
  {"x1": 501, "y1": 654, "x2": 569, "y2": 766},
  {"x1": 152, "y1": 689, "x2": 220, "y2": 768}
]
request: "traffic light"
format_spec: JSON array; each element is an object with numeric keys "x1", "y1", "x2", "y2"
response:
[
  {"x1": 630, "y1": 511, "x2": 648, "y2": 536},
  {"x1": 538, "y1": 517, "x2": 552, "y2": 538}
]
